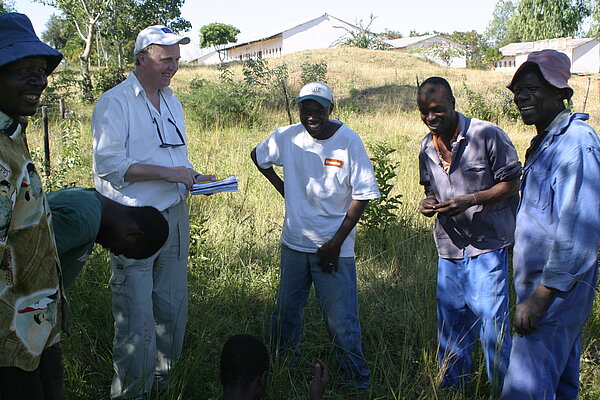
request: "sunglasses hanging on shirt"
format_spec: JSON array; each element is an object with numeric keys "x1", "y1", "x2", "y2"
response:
[{"x1": 145, "y1": 93, "x2": 185, "y2": 148}]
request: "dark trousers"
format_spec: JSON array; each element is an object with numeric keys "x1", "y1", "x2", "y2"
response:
[{"x1": 0, "y1": 343, "x2": 63, "y2": 400}]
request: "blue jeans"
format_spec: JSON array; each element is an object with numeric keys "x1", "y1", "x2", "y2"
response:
[
  {"x1": 437, "y1": 248, "x2": 511, "y2": 392},
  {"x1": 271, "y1": 244, "x2": 370, "y2": 389},
  {"x1": 501, "y1": 266, "x2": 598, "y2": 399}
]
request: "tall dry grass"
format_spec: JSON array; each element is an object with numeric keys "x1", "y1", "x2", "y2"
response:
[{"x1": 23, "y1": 47, "x2": 600, "y2": 399}]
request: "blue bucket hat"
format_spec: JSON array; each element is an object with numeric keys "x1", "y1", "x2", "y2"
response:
[{"x1": 0, "y1": 13, "x2": 63, "y2": 75}]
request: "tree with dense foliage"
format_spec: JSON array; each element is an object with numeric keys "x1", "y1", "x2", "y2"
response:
[
  {"x1": 36, "y1": 0, "x2": 112, "y2": 102},
  {"x1": 332, "y1": 14, "x2": 387, "y2": 50},
  {"x1": 41, "y1": 14, "x2": 70, "y2": 50},
  {"x1": 41, "y1": 14, "x2": 84, "y2": 63},
  {"x1": 0, "y1": 0, "x2": 14, "y2": 13},
  {"x1": 484, "y1": 0, "x2": 516, "y2": 47},
  {"x1": 100, "y1": 0, "x2": 191, "y2": 67},
  {"x1": 37, "y1": 0, "x2": 190, "y2": 101},
  {"x1": 450, "y1": 30, "x2": 498, "y2": 69},
  {"x1": 507, "y1": 0, "x2": 590, "y2": 42},
  {"x1": 199, "y1": 22, "x2": 240, "y2": 62},
  {"x1": 589, "y1": 0, "x2": 600, "y2": 38}
]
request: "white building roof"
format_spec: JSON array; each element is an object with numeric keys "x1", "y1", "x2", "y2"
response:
[
  {"x1": 384, "y1": 34, "x2": 466, "y2": 50},
  {"x1": 385, "y1": 34, "x2": 439, "y2": 49},
  {"x1": 200, "y1": 13, "x2": 360, "y2": 52},
  {"x1": 500, "y1": 37, "x2": 597, "y2": 56}
]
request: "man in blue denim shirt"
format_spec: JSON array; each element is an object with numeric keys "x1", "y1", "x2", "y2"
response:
[
  {"x1": 417, "y1": 77, "x2": 521, "y2": 392},
  {"x1": 501, "y1": 50, "x2": 600, "y2": 399}
]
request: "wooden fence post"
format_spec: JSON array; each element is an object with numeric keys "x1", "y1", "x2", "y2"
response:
[
  {"x1": 598, "y1": 79, "x2": 600, "y2": 111},
  {"x1": 59, "y1": 98, "x2": 65, "y2": 119},
  {"x1": 282, "y1": 81, "x2": 293, "y2": 125},
  {"x1": 582, "y1": 77, "x2": 591, "y2": 113},
  {"x1": 42, "y1": 106, "x2": 50, "y2": 177}
]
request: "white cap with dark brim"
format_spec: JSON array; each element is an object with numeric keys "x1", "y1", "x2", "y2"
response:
[
  {"x1": 295, "y1": 81, "x2": 334, "y2": 108},
  {"x1": 134, "y1": 25, "x2": 190, "y2": 55}
]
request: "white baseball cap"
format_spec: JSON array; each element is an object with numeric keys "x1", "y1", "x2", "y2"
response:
[
  {"x1": 134, "y1": 25, "x2": 190, "y2": 55},
  {"x1": 295, "y1": 81, "x2": 333, "y2": 107}
]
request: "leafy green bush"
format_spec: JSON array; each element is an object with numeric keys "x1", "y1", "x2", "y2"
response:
[
  {"x1": 462, "y1": 83, "x2": 493, "y2": 121},
  {"x1": 462, "y1": 83, "x2": 520, "y2": 123},
  {"x1": 31, "y1": 113, "x2": 83, "y2": 191},
  {"x1": 184, "y1": 78, "x2": 262, "y2": 129},
  {"x1": 242, "y1": 58, "x2": 289, "y2": 108},
  {"x1": 361, "y1": 141, "x2": 403, "y2": 230},
  {"x1": 42, "y1": 69, "x2": 80, "y2": 106},
  {"x1": 93, "y1": 65, "x2": 127, "y2": 94},
  {"x1": 300, "y1": 58, "x2": 328, "y2": 84},
  {"x1": 242, "y1": 57, "x2": 271, "y2": 87},
  {"x1": 188, "y1": 216, "x2": 212, "y2": 266},
  {"x1": 489, "y1": 87, "x2": 521, "y2": 121},
  {"x1": 185, "y1": 57, "x2": 293, "y2": 128}
]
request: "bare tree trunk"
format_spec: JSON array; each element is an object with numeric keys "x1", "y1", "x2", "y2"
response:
[
  {"x1": 117, "y1": 41, "x2": 123, "y2": 69},
  {"x1": 95, "y1": 33, "x2": 101, "y2": 66},
  {"x1": 79, "y1": 18, "x2": 96, "y2": 103},
  {"x1": 98, "y1": 31, "x2": 109, "y2": 67}
]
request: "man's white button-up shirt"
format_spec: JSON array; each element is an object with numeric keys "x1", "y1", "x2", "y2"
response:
[{"x1": 92, "y1": 72, "x2": 192, "y2": 211}]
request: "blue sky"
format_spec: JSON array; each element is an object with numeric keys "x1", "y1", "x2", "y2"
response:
[{"x1": 13, "y1": 0, "x2": 500, "y2": 60}]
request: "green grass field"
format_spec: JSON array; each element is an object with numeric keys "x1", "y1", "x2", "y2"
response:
[{"x1": 26, "y1": 47, "x2": 600, "y2": 399}]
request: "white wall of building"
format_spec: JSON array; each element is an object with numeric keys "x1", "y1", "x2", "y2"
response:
[
  {"x1": 196, "y1": 50, "x2": 221, "y2": 65},
  {"x1": 494, "y1": 56, "x2": 517, "y2": 71},
  {"x1": 392, "y1": 36, "x2": 466, "y2": 68},
  {"x1": 281, "y1": 16, "x2": 352, "y2": 54},
  {"x1": 572, "y1": 41, "x2": 600, "y2": 74},
  {"x1": 195, "y1": 14, "x2": 357, "y2": 65},
  {"x1": 497, "y1": 38, "x2": 600, "y2": 74},
  {"x1": 227, "y1": 37, "x2": 284, "y2": 61}
]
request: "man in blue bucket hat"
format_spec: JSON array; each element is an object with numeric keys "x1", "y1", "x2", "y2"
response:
[{"x1": 0, "y1": 12, "x2": 67, "y2": 400}]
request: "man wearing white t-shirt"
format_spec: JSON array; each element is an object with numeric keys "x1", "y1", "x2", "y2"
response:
[{"x1": 251, "y1": 82, "x2": 380, "y2": 391}]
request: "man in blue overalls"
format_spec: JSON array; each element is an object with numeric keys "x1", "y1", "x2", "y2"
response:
[{"x1": 502, "y1": 49, "x2": 600, "y2": 399}]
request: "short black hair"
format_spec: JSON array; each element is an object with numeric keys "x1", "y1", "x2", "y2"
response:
[
  {"x1": 127, "y1": 206, "x2": 168, "y2": 258},
  {"x1": 220, "y1": 334, "x2": 269, "y2": 389},
  {"x1": 417, "y1": 76, "x2": 454, "y2": 101}
]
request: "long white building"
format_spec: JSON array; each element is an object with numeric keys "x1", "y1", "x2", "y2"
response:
[
  {"x1": 497, "y1": 37, "x2": 600, "y2": 74},
  {"x1": 384, "y1": 34, "x2": 467, "y2": 68},
  {"x1": 195, "y1": 13, "x2": 361, "y2": 65}
]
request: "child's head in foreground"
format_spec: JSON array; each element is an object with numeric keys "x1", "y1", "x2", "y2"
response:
[{"x1": 220, "y1": 334, "x2": 269, "y2": 399}]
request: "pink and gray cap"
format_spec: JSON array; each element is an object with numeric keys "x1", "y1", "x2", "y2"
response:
[{"x1": 508, "y1": 49, "x2": 573, "y2": 101}]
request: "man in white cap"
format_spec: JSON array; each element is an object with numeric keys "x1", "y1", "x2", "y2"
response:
[
  {"x1": 501, "y1": 49, "x2": 600, "y2": 399},
  {"x1": 92, "y1": 25, "x2": 214, "y2": 399},
  {"x1": 251, "y1": 82, "x2": 380, "y2": 392}
]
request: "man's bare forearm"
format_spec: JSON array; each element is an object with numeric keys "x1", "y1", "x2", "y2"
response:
[
  {"x1": 329, "y1": 199, "x2": 369, "y2": 246},
  {"x1": 251, "y1": 147, "x2": 284, "y2": 197}
]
